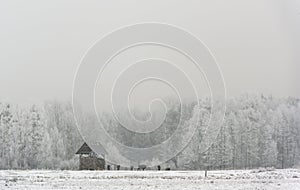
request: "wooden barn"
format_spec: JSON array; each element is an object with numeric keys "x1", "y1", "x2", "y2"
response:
[{"x1": 75, "y1": 143, "x2": 107, "y2": 170}]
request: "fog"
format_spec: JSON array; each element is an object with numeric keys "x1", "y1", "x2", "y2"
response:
[{"x1": 0, "y1": 0, "x2": 299, "y2": 107}]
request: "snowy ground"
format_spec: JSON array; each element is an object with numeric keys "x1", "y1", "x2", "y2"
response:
[{"x1": 0, "y1": 169, "x2": 300, "y2": 190}]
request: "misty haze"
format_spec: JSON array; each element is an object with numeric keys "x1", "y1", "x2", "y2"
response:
[{"x1": 0, "y1": 0, "x2": 300, "y2": 189}]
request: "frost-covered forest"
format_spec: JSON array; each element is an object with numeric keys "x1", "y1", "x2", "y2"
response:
[
  {"x1": 0, "y1": 101, "x2": 82, "y2": 169},
  {"x1": 0, "y1": 94, "x2": 300, "y2": 170}
]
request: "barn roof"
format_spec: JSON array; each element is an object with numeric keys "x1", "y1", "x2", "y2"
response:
[
  {"x1": 75, "y1": 142, "x2": 107, "y2": 156},
  {"x1": 76, "y1": 143, "x2": 92, "y2": 154}
]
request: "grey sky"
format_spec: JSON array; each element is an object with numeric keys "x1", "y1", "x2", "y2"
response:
[{"x1": 0, "y1": 0, "x2": 300, "y2": 106}]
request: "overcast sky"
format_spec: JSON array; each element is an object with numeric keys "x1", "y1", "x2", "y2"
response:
[{"x1": 0, "y1": 0, "x2": 300, "y2": 106}]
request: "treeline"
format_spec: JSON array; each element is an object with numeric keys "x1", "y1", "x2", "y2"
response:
[
  {"x1": 182, "y1": 94, "x2": 300, "y2": 170},
  {"x1": 0, "y1": 94, "x2": 300, "y2": 170},
  {"x1": 101, "y1": 94, "x2": 300, "y2": 170},
  {"x1": 0, "y1": 101, "x2": 82, "y2": 169}
]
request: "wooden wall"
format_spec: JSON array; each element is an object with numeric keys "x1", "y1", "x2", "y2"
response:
[{"x1": 79, "y1": 156, "x2": 105, "y2": 170}]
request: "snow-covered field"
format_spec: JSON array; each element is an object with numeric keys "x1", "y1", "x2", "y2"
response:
[{"x1": 0, "y1": 169, "x2": 300, "y2": 190}]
